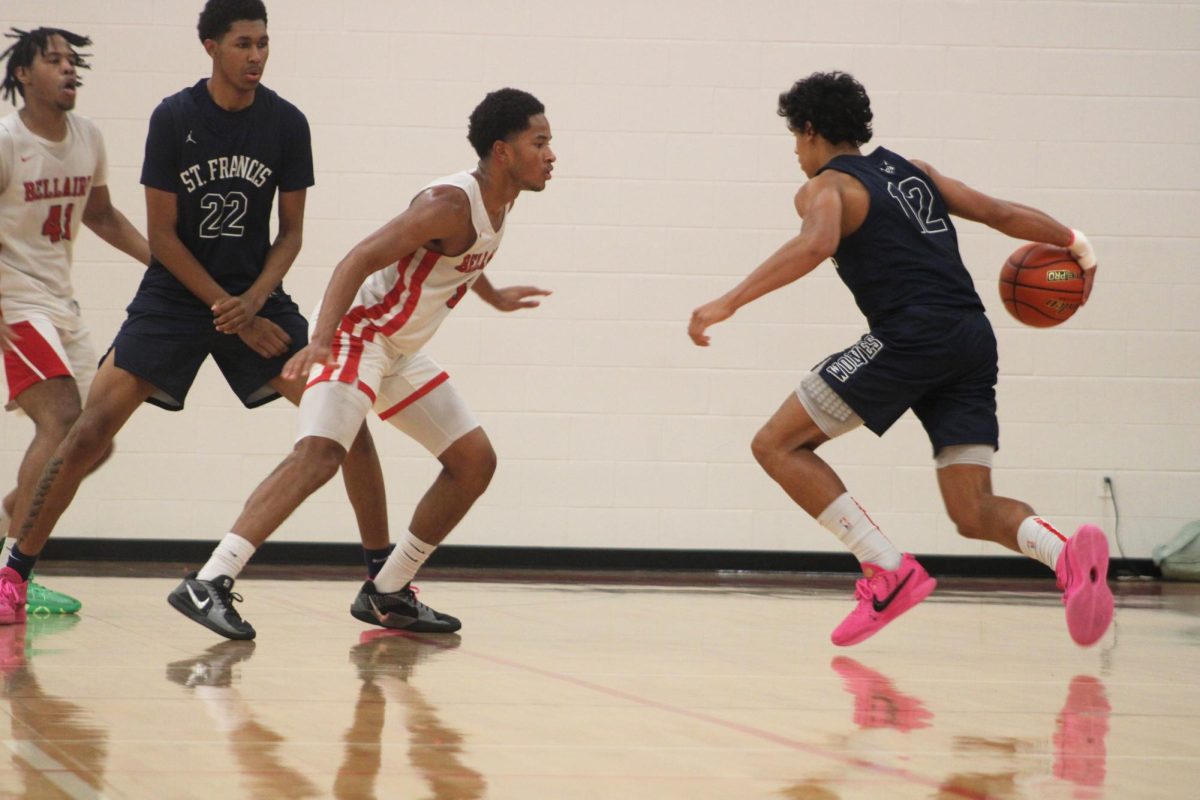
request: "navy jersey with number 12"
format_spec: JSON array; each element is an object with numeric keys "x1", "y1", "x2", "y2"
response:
[
  {"x1": 135, "y1": 79, "x2": 313, "y2": 317},
  {"x1": 818, "y1": 147, "x2": 984, "y2": 327}
]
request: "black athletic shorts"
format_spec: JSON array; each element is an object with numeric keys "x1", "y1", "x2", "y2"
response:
[
  {"x1": 815, "y1": 308, "x2": 1000, "y2": 454},
  {"x1": 107, "y1": 297, "x2": 309, "y2": 411}
]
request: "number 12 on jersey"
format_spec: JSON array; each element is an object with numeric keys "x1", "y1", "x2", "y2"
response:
[{"x1": 887, "y1": 177, "x2": 948, "y2": 234}]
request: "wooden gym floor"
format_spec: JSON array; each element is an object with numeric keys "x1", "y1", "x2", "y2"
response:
[{"x1": 2, "y1": 569, "x2": 1197, "y2": 799}]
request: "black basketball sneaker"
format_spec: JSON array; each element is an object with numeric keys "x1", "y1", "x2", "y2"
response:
[
  {"x1": 168, "y1": 572, "x2": 256, "y2": 640},
  {"x1": 350, "y1": 581, "x2": 461, "y2": 633}
]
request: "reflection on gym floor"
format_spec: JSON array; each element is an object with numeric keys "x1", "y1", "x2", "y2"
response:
[
  {"x1": 0, "y1": 575, "x2": 1194, "y2": 799},
  {"x1": 337, "y1": 630, "x2": 484, "y2": 799}
]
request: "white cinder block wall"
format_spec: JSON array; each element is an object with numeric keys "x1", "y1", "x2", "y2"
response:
[{"x1": 3, "y1": 1, "x2": 1197, "y2": 558}]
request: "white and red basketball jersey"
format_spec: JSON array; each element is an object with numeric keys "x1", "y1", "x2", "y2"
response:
[
  {"x1": 337, "y1": 171, "x2": 505, "y2": 354},
  {"x1": 0, "y1": 111, "x2": 106, "y2": 328}
]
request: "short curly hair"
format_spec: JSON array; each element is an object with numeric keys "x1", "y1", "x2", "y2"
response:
[
  {"x1": 197, "y1": 0, "x2": 267, "y2": 43},
  {"x1": 777, "y1": 71, "x2": 873, "y2": 147},
  {"x1": 467, "y1": 88, "x2": 545, "y2": 159}
]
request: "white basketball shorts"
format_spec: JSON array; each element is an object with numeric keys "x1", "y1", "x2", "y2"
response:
[
  {"x1": 299, "y1": 334, "x2": 478, "y2": 455},
  {"x1": 2, "y1": 316, "x2": 95, "y2": 410}
]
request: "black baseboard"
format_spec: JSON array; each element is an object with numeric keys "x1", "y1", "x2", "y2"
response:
[{"x1": 38, "y1": 537, "x2": 1160, "y2": 579}]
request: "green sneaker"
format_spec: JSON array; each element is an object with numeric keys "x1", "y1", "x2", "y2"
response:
[{"x1": 26, "y1": 575, "x2": 82, "y2": 615}]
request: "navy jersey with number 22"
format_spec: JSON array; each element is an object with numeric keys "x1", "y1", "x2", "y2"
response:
[{"x1": 135, "y1": 79, "x2": 313, "y2": 316}]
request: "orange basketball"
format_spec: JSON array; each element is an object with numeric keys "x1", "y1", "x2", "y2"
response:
[{"x1": 998, "y1": 243, "x2": 1084, "y2": 327}]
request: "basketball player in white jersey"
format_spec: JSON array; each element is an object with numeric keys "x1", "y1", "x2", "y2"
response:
[
  {"x1": 169, "y1": 88, "x2": 554, "y2": 639},
  {"x1": 0, "y1": 28, "x2": 149, "y2": 621}
]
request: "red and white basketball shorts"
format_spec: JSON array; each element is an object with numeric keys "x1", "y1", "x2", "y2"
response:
[
  {"x1": 299, "y1": 335, "x2": 478, "y2": 455},
  {"x1": 3, "y1": 317, "x2": 96, "y2": 409}
]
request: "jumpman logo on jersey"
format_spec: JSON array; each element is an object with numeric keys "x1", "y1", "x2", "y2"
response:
[
  {"x1": 878, "y1": 159, "x2": 896, "y2": 175},
  {"x1": 185, "y1": 130, "x2": 197, "y2": 145}
]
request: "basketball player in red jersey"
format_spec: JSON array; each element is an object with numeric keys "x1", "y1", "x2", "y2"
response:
[
  {"x1": 170, "y1": 88, "x2": 554, "y2": 639},
  {"x1": 0, "y1": 27, "x2": 149, "y2": 620},
  {"x1": 689, "y1": 72, "x2": 1110, "y2": 648}
]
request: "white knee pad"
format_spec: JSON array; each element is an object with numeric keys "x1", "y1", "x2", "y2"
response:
[
  {"x1": 380, "y1": 378, "x2": 480, "y2": 457},
  {"x1": 796, "y1": 370, "x2": 863, "y2": 439},
  {"x1": 934, "y1": 443, "x2": 995, "y2": 469},
  {"x1": 296, "y1": 381, "x2": 372, "y2": 452}
]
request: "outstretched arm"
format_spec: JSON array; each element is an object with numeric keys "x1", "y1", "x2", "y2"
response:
[
  {"x1": 688, "y1": 175, "x2": 843, "y2": 346},
  {"x1": 82, "y1": 185, "x2": 151, "y2": 266},
  {"x1": 915, "y1": 160, "x2": 1097, "y2": 301},
  {"x1": 914, "y1": 160, "x2": 1072, "y2": 244}
]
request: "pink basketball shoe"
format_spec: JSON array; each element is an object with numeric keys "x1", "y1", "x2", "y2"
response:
[
  {"x1": 830, "y1": 554, "x2": 937, "y2": 647},
  {"x1": 1055, "y1": 525, "x2": 1114, "y2": 647},
  {"x1": 0, "y1": 566, "x2": 28, "y2": 626}
]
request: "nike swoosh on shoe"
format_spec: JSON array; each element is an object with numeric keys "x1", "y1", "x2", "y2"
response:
[
  {"x1": 369, "y1": 597, "x2": 416, "y2": 628},
  {"x1": 187, "y1": 585, "x2": 211, "y2": 610},
  {"x1": 872, "y1": 570, "x2": 914, "y2": 613}
]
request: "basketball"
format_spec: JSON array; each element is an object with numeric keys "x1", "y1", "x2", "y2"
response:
[{"x1": 998, "y1": 243, "x2": 1084, "y2": 327}]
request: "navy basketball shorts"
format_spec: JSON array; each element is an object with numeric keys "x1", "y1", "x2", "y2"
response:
[
  {"x1": 814, "y1": 310, "x2": 1000, "y2": 455},
  {"x1": 108, "y1": 298, "x2": 309, "y2": 411}
]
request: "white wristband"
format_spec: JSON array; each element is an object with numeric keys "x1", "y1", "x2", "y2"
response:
[{"x1": 1067, "y1": 229, "x2": 1096, "y2": 270}]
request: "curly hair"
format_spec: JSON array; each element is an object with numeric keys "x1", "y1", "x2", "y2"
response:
[
  {"x1": 467, "y1": 88, "x2": 545, "y2": 159},
  {"x1": 777, "y1": 71, "x2": 873, "y2": 147},
  {"x1": 1, "y1": 27, "x2": 92, "y2": 106},
  {"x1": 197, "y1": 0, "x2": 268, "y2": 42}
]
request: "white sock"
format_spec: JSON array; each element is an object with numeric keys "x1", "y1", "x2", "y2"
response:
[
  {"x1": 197, "y1": 533, "x2": 257, "y2": 582},
  {"x1": 1017, "y1": 516, "x2": 1067, "y2": 570},
  {"x1": 373, "y1": 530, "x2": 436, "y2": 593},
  {"x1": 817, "y1": 493, "x2": 903, "y2": 572}
]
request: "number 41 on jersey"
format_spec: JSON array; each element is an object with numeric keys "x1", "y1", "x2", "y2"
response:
[{"x1": 41, "y1": 203, "x2": 75, "y2": 243}]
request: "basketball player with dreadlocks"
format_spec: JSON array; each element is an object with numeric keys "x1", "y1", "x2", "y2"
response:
[
  {"x1": 0, "y1": 0, "x2": 393, "y2": 632},
  {"x1": 0, "y1": 27, "x2": 150, "y2": 621}
]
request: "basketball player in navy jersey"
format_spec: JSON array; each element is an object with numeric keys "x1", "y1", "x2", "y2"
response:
[
  {"x1": 689, "y1": 72, "x2": 1111, "y2": 648},
  {"x1": 0, "y1": 0, "x2": 392, "y2": 639}
]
